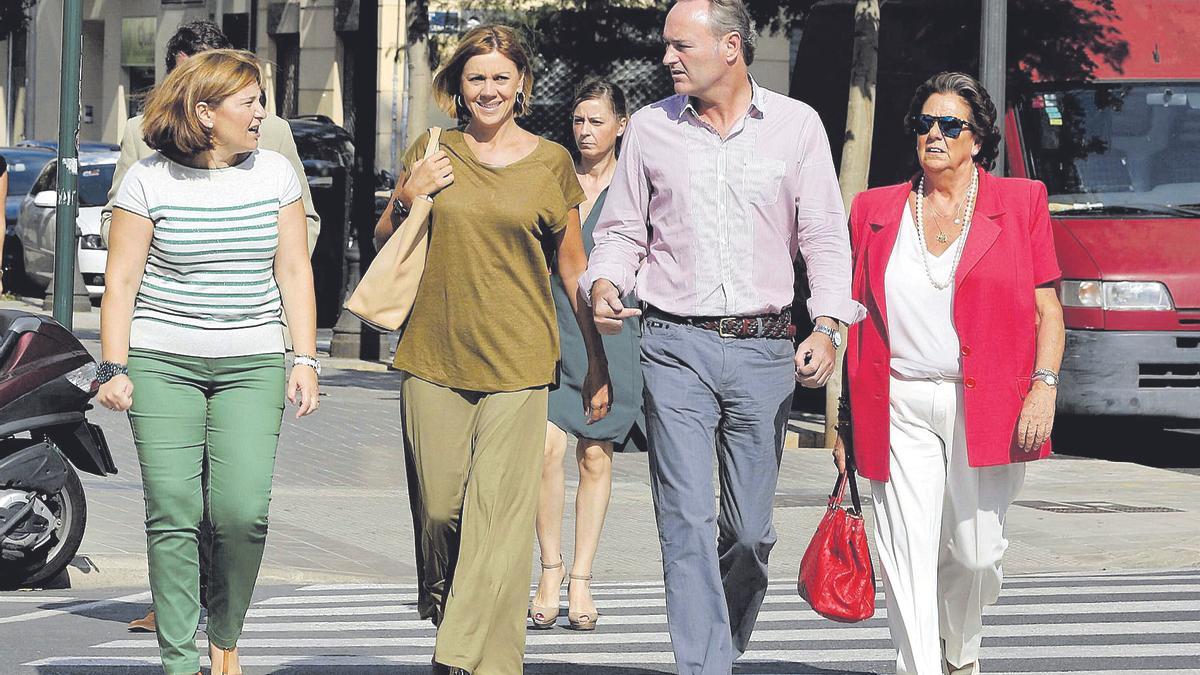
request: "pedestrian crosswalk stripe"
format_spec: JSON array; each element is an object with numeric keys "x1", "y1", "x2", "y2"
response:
[
  {"x1": 0, "y1": 595, "x2": 76, "y2": 604},
  {"x1": 21, "y1": 571, "x2": 1200, "y2": 673}
]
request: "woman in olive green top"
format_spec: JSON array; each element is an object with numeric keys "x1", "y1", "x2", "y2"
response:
[{"x1": 373, "y1": 25, "x2": 611, "y2": 675}]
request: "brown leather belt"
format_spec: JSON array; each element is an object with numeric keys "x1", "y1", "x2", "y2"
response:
[{"x1": 645, "y1": 305, "x2": 796, "y2": 340}]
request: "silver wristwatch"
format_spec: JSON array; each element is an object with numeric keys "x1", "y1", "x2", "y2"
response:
[
  {"x1": 1031, "y1": 368, "x2": 1059, "y2": 387},
  {"x1": 812, "y1": 324, "x2": 842, "y2": 349},
  {"x1": 293, "y1": 354, "x2": 322, "y2": 377}
]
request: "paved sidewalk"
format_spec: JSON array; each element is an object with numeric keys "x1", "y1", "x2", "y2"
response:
[{"x1": 5, "y1": 300, "x2": 1198, "y2": 593}]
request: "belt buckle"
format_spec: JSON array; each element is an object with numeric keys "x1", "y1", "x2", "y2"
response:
[{"x1": 718, "y1": 317, "x2": 739, "y2": 338}]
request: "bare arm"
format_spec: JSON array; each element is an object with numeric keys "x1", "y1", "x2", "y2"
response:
[
  {"x1": 275, "y1": 199, "x2": 319, "y2": 418},
  {"x1": 555, "y1": 207, "x2": 612, "y2": 424},
  {"x1": 1017, "y1": 286, "x2": 1066, "y2": 452},
  {"x1": 100, "y1": 208, "x2": 153, "y2": 366},
  {"x1": 373, "y1": 147, "x2": 454, "y2": 251},
  {"x1": 96, "y1": 207, "x2": 153, "y2": 412},
  {"x1": 1033, "y1": 286, "x2": 1066, "y2": 376}
]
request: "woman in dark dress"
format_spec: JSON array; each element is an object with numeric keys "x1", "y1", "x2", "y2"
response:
[{"x1": 530, "y1": 80, "x2": 643, "y2": 632}]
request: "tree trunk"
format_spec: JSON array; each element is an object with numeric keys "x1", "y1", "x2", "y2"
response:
[
  {"x1": 404, "y1": 0, "x2": 431, "y2": 154},
  {"x1": 826, "y1": 0, "x2": 880, "y2": 448}
]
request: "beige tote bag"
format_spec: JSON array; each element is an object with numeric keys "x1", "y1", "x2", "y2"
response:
[{"x1": 344, "y1": 127, "x2": 442, "y2": 332}]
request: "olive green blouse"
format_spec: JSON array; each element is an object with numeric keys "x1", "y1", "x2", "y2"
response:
[{"x1": 392, "y1": 129, "x2": 586, "y2": 392}]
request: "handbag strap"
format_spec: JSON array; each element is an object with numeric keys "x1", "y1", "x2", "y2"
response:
[
  {"x1": 829, "y1": 438, "x2": 864, "y2": 516},
  {"x1": 423, "y1": 127, "x2": 443, "y2": 160},
  {"x1": 844, "y1": 435, "x2": 864, "y2": 516}
]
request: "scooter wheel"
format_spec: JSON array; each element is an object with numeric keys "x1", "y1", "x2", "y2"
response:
[{"x1": 0, "y1": 464, "x2": 88, "y2": 589}]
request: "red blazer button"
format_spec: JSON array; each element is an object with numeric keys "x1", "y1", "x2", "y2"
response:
[
  {"x1": 964, "y1": 377, "x2": 977, "y2": 388},
  {"x1": 960, "y1": 345, "x2": 971, "y2": 356}
]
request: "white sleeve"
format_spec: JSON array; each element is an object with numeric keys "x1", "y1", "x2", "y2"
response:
[
  {"x1": 279, "y1": 155, "x2": 303, "y2": 208},
  {"x1": 111, "y1": 163, "x2": 151, "y2": 219}
]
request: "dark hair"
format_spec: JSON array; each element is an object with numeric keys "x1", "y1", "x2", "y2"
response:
[
  {"x1": 570, "y1": 79, "x2": 628, "y2": 120},
  {"x1": 906, "y1": 71, "x2": 1000, "y2": 170},
  {"x1": 433, "y1": 24, "x2": 534, "y2": 123},
  {"x1": 165, "y1": 20, "x2": 234, "y2": 72},
  {"x1": 570, "y1": 79, "x2": 629, "y2": 155}
]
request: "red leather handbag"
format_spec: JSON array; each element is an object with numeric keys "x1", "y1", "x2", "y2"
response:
[{"x1": 797, "y1": 458, "x2": 876, "y2": 623}]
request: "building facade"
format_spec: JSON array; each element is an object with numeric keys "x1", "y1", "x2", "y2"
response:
[{"x1": 2, "y1": 0, "x2": 403, "y2": 174}]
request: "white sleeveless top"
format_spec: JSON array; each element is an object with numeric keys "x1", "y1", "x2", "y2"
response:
[{"x1": 884, "y1": 205, "x2": 963, "y2": 381}]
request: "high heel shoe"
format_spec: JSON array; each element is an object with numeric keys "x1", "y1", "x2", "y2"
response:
[
  {"x1": 528, "y1": 557, "x2": 565, "y2": 629},
  {"x1": 209, "y1": 643, "x2": 242, "y2": 675},
  {"x1": 567, "y1": 572, "x2": 599, "y2": 631}
]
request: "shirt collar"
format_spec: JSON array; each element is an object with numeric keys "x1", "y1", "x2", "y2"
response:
[{"x1": 676, "y1": 76, "x2": 767, "y2": 122}]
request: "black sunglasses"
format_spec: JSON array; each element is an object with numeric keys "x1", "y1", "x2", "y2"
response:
[{"x1": 910, "y1": 114, "x2": 974, "y2": 138}]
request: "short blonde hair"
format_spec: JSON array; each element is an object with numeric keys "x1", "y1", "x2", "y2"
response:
[
  {"x1": 433, "y1": 25, "x2": 534, "y2": 122},
  {"x1": 141, "y1": 49, "x2": 262, "y2": 157}
]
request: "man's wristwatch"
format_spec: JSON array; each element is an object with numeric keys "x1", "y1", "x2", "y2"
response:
[
  {"x1": 96, "y1": 360, "x2": 129, "y2": 385},
  {"x1": 812, "y1": 324, "x2": 843, "y2": 349},
  {"x1": 293, "y1": 354, "x2": 322, "y2": 377},
  {"x1": 1031, "y1": 368, "x2": 1059, "y2": 388}
]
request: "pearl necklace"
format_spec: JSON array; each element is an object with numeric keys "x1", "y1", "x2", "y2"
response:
[{"x1": 915, "y1": 170, "x2": 978, "y2": 290}]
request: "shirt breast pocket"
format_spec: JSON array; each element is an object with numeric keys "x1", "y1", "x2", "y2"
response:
[{"x1": 748, "y1": 158, "x2": 787, "y2": 206}]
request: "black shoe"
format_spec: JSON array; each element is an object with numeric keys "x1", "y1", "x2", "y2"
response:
[{"x1": 431, "y1": 661, "x2": 469, "y2": 675}]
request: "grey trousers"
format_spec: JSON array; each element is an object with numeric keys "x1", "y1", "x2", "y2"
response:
[{"x1": 640, "y1": 317, "x2": 796, "y2": 675}]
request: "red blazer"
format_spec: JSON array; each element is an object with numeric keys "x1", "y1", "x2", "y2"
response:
[{"x1": 846, "y1": 168, "x2": 1062, "y2": 482}]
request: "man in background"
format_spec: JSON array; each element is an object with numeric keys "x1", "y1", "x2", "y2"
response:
[{"x1": 101, "y1": 20, "x2": 320, "y2": 252}]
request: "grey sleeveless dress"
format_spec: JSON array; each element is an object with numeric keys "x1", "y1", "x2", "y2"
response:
[{"x1": 548, "y1": 189, "x2": 646, "y2": 450}]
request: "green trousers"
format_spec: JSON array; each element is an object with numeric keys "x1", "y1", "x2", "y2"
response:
[
  {"x1": 128, "y1": 349, "x2": 285, "y2": 675},
  {"x1": 401, "y1": 375, "x2": 548, "y2": 675}
]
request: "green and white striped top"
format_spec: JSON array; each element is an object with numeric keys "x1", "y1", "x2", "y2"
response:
[{"x1": 113, "y1": 149, "x2": 303, "y2": 357}]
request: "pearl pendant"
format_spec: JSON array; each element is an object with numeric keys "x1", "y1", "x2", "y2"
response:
[
  {"x1": 936, "y1": 232, "x2": 949, "y2": 243},
  {"x1": 953, "y1": 217, "x2": 962, "y2": 225}
]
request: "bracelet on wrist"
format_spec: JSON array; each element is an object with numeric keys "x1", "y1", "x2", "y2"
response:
[
  {"x1": 96, "y1": 360, "x2": 129, "y2": 385},
  {"x1": 293, "y1": 354, "x2": 322, "y2": 377}
]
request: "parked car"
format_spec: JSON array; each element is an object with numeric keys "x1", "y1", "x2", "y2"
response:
[
  {"x1": 0, "y1": 147, "x2": 55, "y2": 285},
  {"x1": 13, "y1": 151, "x2": 118, "y2": 298},
  {"x1": 15, "y1": 140, "x2": 120, "y2": 153},
  {"x1": 287, "y1": 115, "x2": 355, "y2": 327}
]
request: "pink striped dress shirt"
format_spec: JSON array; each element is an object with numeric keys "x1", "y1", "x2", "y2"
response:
[{"x1": 581, "y1": 80, "x2": 865, "y2": 325}]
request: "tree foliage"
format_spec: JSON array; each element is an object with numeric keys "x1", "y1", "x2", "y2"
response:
[{"x1": 1008, "y1": 0, "x2": 1129, "y2": 88}]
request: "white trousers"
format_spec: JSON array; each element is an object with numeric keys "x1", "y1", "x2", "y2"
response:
[{"x1": 870, "y1": 376, "x2": 1026, "y2": 675}]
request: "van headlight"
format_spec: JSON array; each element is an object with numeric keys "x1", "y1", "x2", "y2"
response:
[
  {"x1": 80, "y1": 234, "x2": 106, "y2": 250},
  {"x1": 1060, "y1": 280, "x2": 1174, "y2": 311}
]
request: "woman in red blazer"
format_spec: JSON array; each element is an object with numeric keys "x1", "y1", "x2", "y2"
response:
[{"x1": 835, "y1": 72, "x2": 1065, "y2": 675}]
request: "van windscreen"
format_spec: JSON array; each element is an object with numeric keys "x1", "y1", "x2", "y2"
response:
[{"x1": 1017, "y1": 84, "x2": 1200, "y2": 217}]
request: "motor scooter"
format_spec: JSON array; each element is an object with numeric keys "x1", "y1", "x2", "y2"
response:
[{"x1": 0, "y1": 309, "x2": 115, "y2": 588}]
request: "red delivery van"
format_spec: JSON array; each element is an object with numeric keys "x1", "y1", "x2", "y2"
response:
[{"x1": 1005, "y1": 0, "x2": 1200, "y2": 424}]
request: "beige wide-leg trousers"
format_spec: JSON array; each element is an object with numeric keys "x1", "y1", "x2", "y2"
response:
[
  {"x1": 870, "y1": 376, "x2": 1026, "y2": 675},
  {"x1": 401, "y1": 375, "x2": 548, "y2": 675}
]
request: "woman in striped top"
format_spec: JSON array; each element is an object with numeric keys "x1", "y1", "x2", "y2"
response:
[{"x1": 98, "y1": 50, "x2": 318, "y2": 675}]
